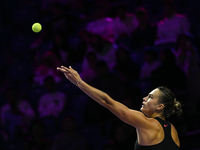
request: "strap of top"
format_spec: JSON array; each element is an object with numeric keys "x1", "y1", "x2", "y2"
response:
[{"x1": 155, "y1": 117, "x2": 171, "y2": 138}]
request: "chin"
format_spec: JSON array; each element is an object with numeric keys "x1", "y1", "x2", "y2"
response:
[
  {"x1": 140, "y1": 107, "x2": 148, "y2": 117},
  {"x1": 140, "y1": 105, "x2": 145, "y2": 111},
  {"x1": 140, "y1": 107, "x2": 145, "y2": 113},
  {"x1": 140, "y1": 107, "x2": 143, "y2": 111}
]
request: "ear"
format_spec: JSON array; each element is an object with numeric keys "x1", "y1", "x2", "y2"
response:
[{"x1": 156, "y1": 103, "x2": 164, "y2": 111}]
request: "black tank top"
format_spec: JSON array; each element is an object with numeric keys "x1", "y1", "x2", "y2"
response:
[{"x1": 134, "y1": 117, "x2": 179, "y2": 150}]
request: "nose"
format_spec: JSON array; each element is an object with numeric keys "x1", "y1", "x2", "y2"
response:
[{"x1": 143, "y1": 96, "x2": 147, "y2": 101}]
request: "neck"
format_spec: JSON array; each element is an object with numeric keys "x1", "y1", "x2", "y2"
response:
[
  {"x1": 155, "y1": 115, "x2": 165, "y2": 120},
  {"x1": 167, "y1": 13, "x2": 175, "y2": 19},
  {"x1": 151, "y1": 113, "x2": 165, "y2": 120}
]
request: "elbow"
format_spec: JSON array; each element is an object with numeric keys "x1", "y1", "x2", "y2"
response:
[{"x1": 102, "y1": 93, "x2": 114, "y2": 108}]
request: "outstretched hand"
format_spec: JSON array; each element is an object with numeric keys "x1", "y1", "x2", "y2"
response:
[{"x1": 57, "y1": 66, "x2": 82, "y2": 85}]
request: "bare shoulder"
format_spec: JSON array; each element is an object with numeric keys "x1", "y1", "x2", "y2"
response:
[
  {"x1": 171, "y1": 124, "x2": 180, "y2": 147},
  {"x1": 134, "y1": 114, "x2": 161, "y2": 131},
  {"x1": 122, "y1": 109, "x2": 157, "y2": 130},
  {"x1": 136, "y1": 118, "x2": 164, "y2": 145}
]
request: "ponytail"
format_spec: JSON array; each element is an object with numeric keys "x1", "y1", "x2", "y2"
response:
[{"x1": 173, "y1": 98, "x2": 183, "y2": 117}]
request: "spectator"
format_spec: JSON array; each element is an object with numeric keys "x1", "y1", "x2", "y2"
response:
[
  {"x1": 81, "y1": 33, "x2": 117, "y2": 71},
  {"x1": 173, "y1": 33, "x2": 200, "y2": 109},
  {"x1": 33, "y1": 51, "x2": 62, "y2": 86},
  {"x1": 113, "y1": 46, "x2": 140, "y2": 94},
  {"x1": 155, "y1": 1, "x2": 190, "y2": 47},
  {"x1": 80, "y1": 52, "x2": 98, "y2": 84},
  {"x1": 112, "y1": 2, "x2": 138, "y2": 40},
  {"x1": 107, "y1": 122, "x2": 135, "y2": 150},
  {"x1": 38, "y1": 76, "x2": 67, "y2": 118},
  {"x1": 92, "y1": 60, "x2": 121, "y2": 100},
  {"x1": 51, "y1": 115, "x2": 87, "y2": 150},
  {"x1": 73, "y1": 29, "x2": 90, "y2": 63},
  {"x1": 131, "y1": 7, "x2": 157, "y2": 50},
  {"x1": 173, "y1": 34, "x2": 200, "y2": 76},
  {"x1": 44, "y1": 2, "x2": 74, "y2": 36},
  {"x1": 139, "y1": 49, "x2": 161, "y2": 96},
  {"x1": 84, "y1": 60, "x2": 119, "y2": 124},
  {"x1": 1, "y1": 86, "x2": 35, "y2": 127},
  {"x1": 140, "y1": 49, "x2": 161, "y2": 80},
  {"x1": 151, "y1": 49, "x2": 188, "y2": 95},
  {"x1": 24, "y1": 119, "x2": 52, "y2": 150},
  {"x1": 0, "y1": 86, "x2": 35, "y2": 145},
  {"x1": 86, "y1": 5, "x2": 114, "y2": 43},
  {"x1": 51, "y1": 32, "x2": 74, "y2": 66}
]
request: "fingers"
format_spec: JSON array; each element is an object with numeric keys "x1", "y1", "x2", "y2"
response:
[
  {"x1": 61, "y1": 66, "x2": 70, "y2": 71},
  {"x1": 57, "y1": 66, "x2": 76, "y2": 75},
  {"x1": 57, "y1": 66, "x2": 80, "y2": 84},
  {"x1": 56, "y1": 67, "x2": 66, "y2": 73},
  {"x1": 57, "y1": 67, "x2": 70, "y2": 79},
  {"x1": 57, "y1": 66, "x2": 69, "y2": 72}
]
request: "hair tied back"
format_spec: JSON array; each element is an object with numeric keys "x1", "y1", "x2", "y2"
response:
[{"x1": 173, "y1": 98, "x2": 183, "y2": 116}]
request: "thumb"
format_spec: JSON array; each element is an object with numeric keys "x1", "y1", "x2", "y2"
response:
[{"x1": 64, "y1": 73, "x2": 68, "y2": 79}]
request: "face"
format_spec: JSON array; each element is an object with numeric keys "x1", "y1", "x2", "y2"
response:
[
  {"x1": 164, "y1": 5, "x2": 175, "y2": 18},
  {"x1": 136, "y1": 14, "x2": 147, "y2": 24},
  {"x1": 117, "y1": 8, "x2": 126, "y2": 19},
  {"x1": 141, "y1": 89, "x2": 162, "y2": 117}
]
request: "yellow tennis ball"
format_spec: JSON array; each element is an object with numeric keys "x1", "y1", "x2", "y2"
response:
[{"x1": 32, "y1": 23, "x2": 42, "y2": 33}]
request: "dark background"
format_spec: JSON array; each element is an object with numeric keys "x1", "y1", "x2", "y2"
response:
[{"x1": 0, "y1": 0, "x2": 200, "y2": 150}]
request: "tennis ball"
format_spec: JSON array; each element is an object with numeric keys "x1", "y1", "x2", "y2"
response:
[{"x1": 32, "y1": 23, "x2": 42, "y2": 33}]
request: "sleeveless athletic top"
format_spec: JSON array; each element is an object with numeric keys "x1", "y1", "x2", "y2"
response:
[{"x1": 134, "y1": 117, "x2": 180, "y2": 150}]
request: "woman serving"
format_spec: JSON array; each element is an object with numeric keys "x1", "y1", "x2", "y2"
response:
[{"x1": 57, "y1": 66, "x2": 182, "y2": 150}]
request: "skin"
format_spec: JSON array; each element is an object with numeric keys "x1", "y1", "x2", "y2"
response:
[{"x1": 57, "y1": 66, "x2": 180, "y2": 147}]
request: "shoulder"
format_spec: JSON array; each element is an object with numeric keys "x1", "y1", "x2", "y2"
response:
[
  {"x1": 134, "y1": 115, "x2": 162, "y2": 131},
  {"x1": 105, "y1": 17, "x2": 113, "y2": 22},
  {"x1": 170, "y1": 123, "x2": 179, "y2": 136},
  {"x1": 170, "y1": 123, "x2": 180, "y2": 147},
  {"x1": 175, "y1": 14, "x2": 189, "y2": 22},
  {"x1": 157, "y1": 19, "x2": 167, "y2": 26},
  {"x1": 175, "y1": 13, "x2": 186, "y2": 19},
  {"x1": 136, "y1": 118, "x2": 164, "y2": 144}
]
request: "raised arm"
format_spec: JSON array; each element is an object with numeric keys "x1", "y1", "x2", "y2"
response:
[{"x1": 57, "y1": 66, "x2": 150, "y2": 129}]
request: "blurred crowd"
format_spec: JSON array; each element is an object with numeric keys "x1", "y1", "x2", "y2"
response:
[{"x1": 0, "y1": 0, "x2": 200, "y2": 150}]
